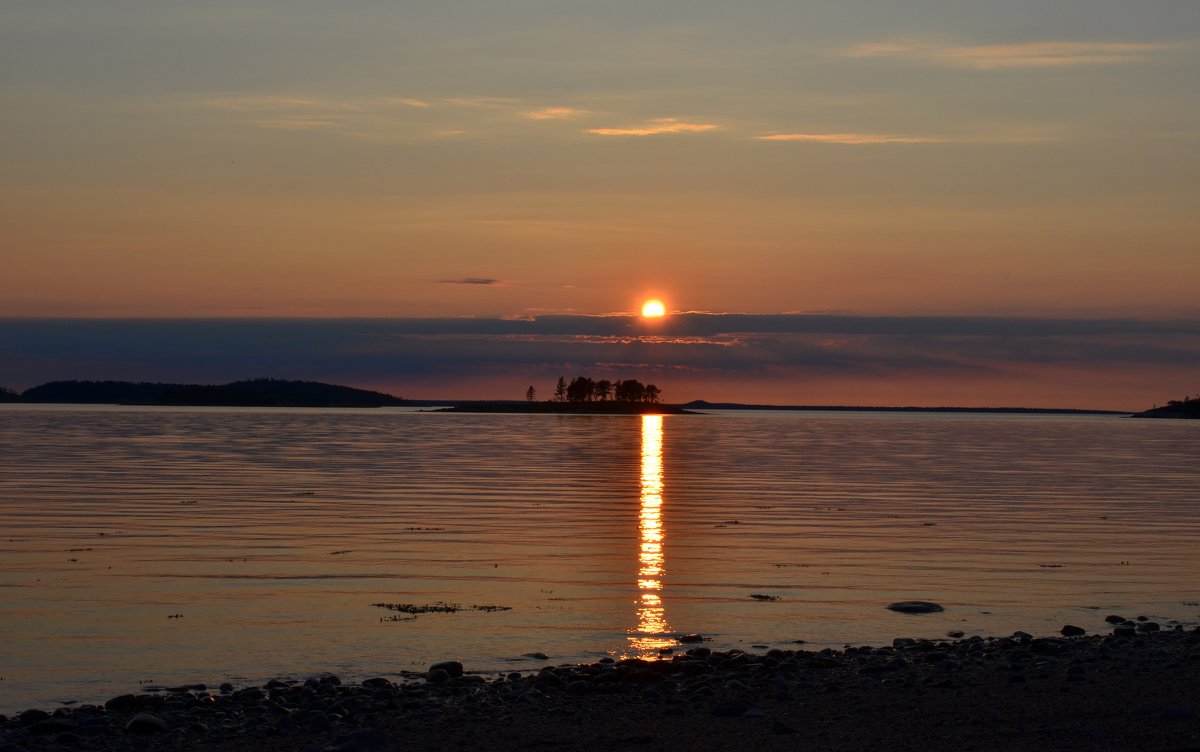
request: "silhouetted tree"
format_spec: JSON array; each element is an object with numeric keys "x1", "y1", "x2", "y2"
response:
[
  {"x1": 644, "y1": 384, "x2": 661, "y2": 404},
  {"x1": 525, "y1": 385, "x2": 536, "y2": 403},
  {"x1": 553, "y1": 377, "x2": 567, "y2": 402},
  {"x1": 614, "y1": 379, "x2": 643, "y2": 403},
  {"x1": 567, "y1": 376, "x2": 595, "y2": 403},
  {"x1": 594, "y1": 379, "x2": 613, "y2": 402}
]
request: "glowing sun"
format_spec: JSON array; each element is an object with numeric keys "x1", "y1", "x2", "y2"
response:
[{"x1": 641, "y1": 299, "x2": 666, "y2": 318}]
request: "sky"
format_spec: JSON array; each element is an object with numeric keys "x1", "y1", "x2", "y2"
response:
[{"x1": 2, "y1": 1, "x2": 1198, "y2": 407}]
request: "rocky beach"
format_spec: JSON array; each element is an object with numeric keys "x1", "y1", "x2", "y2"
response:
[{"x1": 4, "y1": 622, "x2": 1198, "y2": 752}]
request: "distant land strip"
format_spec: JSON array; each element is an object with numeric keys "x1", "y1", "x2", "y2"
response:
[
  {"x1": 680, "y1": 400, "x2": 1130, "y2": 415},
  {"x1": 4, "y1": 382, "x2": 1191, "y2": 416},
  {"x1": 1, "y1": 379, "x2": 406, "y2": 408}
]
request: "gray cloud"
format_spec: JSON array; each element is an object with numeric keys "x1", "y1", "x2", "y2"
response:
[
  {"x1": 438, "y1": 278, "x2": 501, "y2": 285},
  {"x1": 2, "y1": 315, "x2": 1199, "y2": 403}
]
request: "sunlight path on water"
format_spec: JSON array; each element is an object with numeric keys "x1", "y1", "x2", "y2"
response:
[{"x1": 629, "y1": 414, "x2": 674, "y2": 655}]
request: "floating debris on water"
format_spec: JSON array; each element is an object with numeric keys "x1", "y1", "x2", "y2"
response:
[
  {"x1": 749, "y1": 594, "x2": 780, "y2": 602},
  {"x1": 371, "y1": 602, "x2": 513, "y2": 615},
  {"x1": 329, "y1": 550, "x2": 352, "y2": 556}
]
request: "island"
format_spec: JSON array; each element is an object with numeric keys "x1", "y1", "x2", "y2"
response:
[
  {"x1": 1132, "y1": 394, "x2": 1200, "y2": 419},
  {"x1": 437, "y1": 401, "x2": 694, "y2": 415},
  {"x1": 8, "y1": 379, "x2": 406, "y2": 408}
]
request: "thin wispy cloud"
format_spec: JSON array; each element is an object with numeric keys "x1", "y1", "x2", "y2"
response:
[
  {"x1": 438, "y1": 278, "x2": 501, "y2": 285},
  {"x1": 197, "y1": 96, "x2": 338, "y2": 111},
  {"x1": 381, "y1": 98, "x2": 432, "y2": 109},
  {"x1": 253, "y1": 119, "x2": 350, "y2": 131},
  {"x1": 443, "y1": 97, "x2": 522, "y2": 108},
  {"x1": 756, "y1": 129, "x2": 1061, "y2": 145},
  {"x1": 587, "y1": 118, "x2": 719, "y2": 136},
  {"x1": 848, "y1": 40, "x2": 1172, "y2": 69},
  {"x1": 522, "y1": 106, "x2": 589, "y2": 120},
  {"x1": 757, "y1": 133, "x2": 944, "y2": 145}
]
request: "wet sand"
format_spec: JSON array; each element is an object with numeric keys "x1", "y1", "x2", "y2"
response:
[{"x1": 4, "y1": 627, "x2": 1198, "y2": 752}]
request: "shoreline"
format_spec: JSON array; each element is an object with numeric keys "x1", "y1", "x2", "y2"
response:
[{"x1": 5, "y1": 626, "x2": 1198, "y2": 752}]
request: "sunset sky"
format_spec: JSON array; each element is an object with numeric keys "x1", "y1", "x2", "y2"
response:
[{"x1": 2, "y1": 1, "x2": 1198, "y2": 407}]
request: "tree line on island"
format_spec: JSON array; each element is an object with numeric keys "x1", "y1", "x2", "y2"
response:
[{"x1": 527, "y1": 377, "x2": 662, "y2": 404}]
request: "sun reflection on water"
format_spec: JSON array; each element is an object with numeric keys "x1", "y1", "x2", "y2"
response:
[{"x1": 628, "y1": 414, "x2": 674, "y2": 655}]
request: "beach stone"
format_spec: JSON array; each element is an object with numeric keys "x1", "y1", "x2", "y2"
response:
[
  {"x1": 1113, "y1": 623, "x2": 1137, "y2": 638},
  {"x1": 219, "y1": 682, "x2": 235, "y2": 692},
  {"x1": 523, "y1": 652, "x2": 549, "y2": 660},
  {"x1": 710, "y1": 700, "x2": 750, "y2": 718},
  {"x1": 679, "y1": 633, "x2": 705, "y2": 643},
  {"x1": 124, "y1": 713, "x2": 168, "y2": 735},
  {"x1": 887, "y1": 601, "x2": 944, "y2": 614},
  {"x1": 28, "y1": 718, "x2": 76, "y2": 736},
  {"x1": 361, "y1": 677, "x2": 393, "y2": 689},
  {"x1": 324, "y1": 730, "x2": 392, "y2": 752},
  {"x1": 566, "y1": 680, "x2": 591, "y2": 696},
  {"x1": 946, "y1": 630, "x2": 965, "y2": 638},
  {"x1": 1104, "y1": 615, "x2": 1127, "y2": 624},
  {"x1": 17, "y1": 709, "x2": 51, "y2": 726},
  {"x1": 1061, "y1": 625, "x2": 1087, "y2": 637},
  {"x1": 1012, "y1": 631, "x2": 1033, "y2": 643},
  {"x1": 1137, "y1": 622, "x2": 1160, "y2": 633},
  {"x1": 535, "y1": 668, "x2": 564, "y2": 688},
  {"x1": 426, "y1": 669, "x2": 450, "y2": 685},
  {"x1": 429, "y1": 660, "x2": 463, "y2": 678}
]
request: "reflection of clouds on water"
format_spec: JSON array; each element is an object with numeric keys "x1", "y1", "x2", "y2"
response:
[{"x1": 629, "y1": 414, "x2": 674, "y2": 655}]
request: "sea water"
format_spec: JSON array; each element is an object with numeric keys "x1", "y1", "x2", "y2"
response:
[{"x1": 1, "y1": 405, "x2": 1197, "y2": 711}]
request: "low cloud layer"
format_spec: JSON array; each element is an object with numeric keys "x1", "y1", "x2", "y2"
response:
[{"x1": 2, "y1": 315, "x2": 1197, "y2": 409}]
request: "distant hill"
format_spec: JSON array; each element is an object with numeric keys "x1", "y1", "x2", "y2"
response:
[
  {"x1": 16, "y1": 379, "x2": 406, "y2": 408},
  {"x1": 0, "y1": 387, "x2": 21, "y2": 403},
  {"x1": 1132, "y1": 396, "x2": 1200, "y2": 419}
]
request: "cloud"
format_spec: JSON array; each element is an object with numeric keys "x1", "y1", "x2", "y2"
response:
[
  {"x1": 3, "y1": 315, "x2": 1198, "y2": 406},
  {"x1": 755, "y1": 129, "x2": 1061, "y2": 145},
  {"x1": 522, "y1": 106, "x2": 588, "y2": 120},
  {"x1": 382, "y1": 98, "x2": 431, "y2": 109},
  {"x1": 438, "y1": 278, "x2": 500, "y2": 285},
  {"x1": 756, "y1": 133, "x2": 943, "y2": 145},
  {"x1": 443, "y1": 97, "x2": 522, "y2": 108},
  {"x1": 196, "y1": 96, "x2": 335, "y2": 111},
  {"x1": 848, "y1": 40, "x2": 1172, "y2": 69},
  {"x1": 252, "y1": 118, "x2": 349, "y2": 131},
  {"x1": 587, "y1": 118, "x2": 719, "y2": 136}
]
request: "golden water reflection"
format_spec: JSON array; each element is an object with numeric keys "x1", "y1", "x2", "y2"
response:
[{"x1": 628, "y1": 414, "x2": 675, "y2": 655}]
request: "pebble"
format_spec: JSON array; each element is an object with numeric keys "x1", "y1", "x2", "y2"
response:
[
  {"x1": 429, "y1": 660, "x2": 464, "y2": 678},
  {"x1": 1060, "y1": 625, "x2": 1086, "y2": 637},
  {"x1": 124, "y1": 712, "x2": 169, "y2": 735},
  {"x1": 5, "y1": 626, "x2": 1198, "y2": 751}
]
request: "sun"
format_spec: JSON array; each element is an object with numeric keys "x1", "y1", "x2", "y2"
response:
[{"x1": 641, "y1": 299, "x2": 666, "y2": 318}]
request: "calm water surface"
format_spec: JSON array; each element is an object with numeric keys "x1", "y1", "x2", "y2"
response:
[{"x1": 1, "y1": 405, "x2": 1197, "y2": 711}]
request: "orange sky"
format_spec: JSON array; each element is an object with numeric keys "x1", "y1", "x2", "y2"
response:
[{"x1": 2, "y1": 2, "x2": 1198, "y2": 407}]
